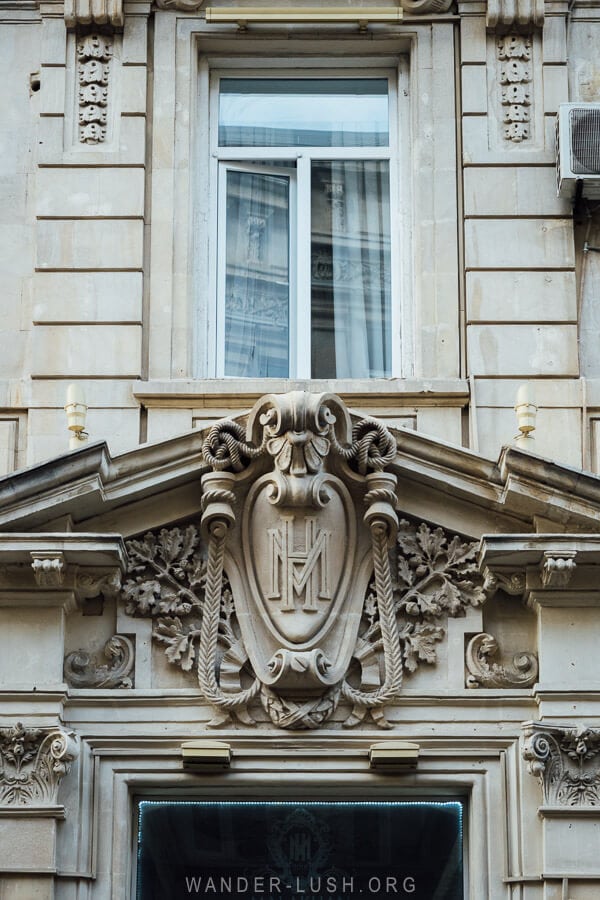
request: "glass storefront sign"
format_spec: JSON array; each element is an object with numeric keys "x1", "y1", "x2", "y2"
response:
[{"x1": 136, "y1": 800, "x2": 463, "y2": 899}]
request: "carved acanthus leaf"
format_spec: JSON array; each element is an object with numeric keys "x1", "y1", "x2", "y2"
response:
[
  {"x1": 466, "y1": 632, "x2": 538, "y2": 688},
  {"x1": 523, "y1": 723, "x2": 600, "y2": 807},
  {"x1": 0, "y1": 723, "x2": 77, "y2": 807},
  {"x1": 64, "y1": 635, "x2": 134, "y2": 688},
  {"x1": 75, "y1": 568, "x2": 122, "y2": 602},
  {"x1": 155, "y1": 0, "x2": 204, "y2": 8}
]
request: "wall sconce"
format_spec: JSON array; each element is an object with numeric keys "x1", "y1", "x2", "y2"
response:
[
  {"x1": 181, "y1": 740, "x2": 232, "y2": 771},
  {"x1": 514, "y1": 383, "x2": 537, "y2": 451},
  {"x1": 205, "y1": 6, "x2": 403, "y2": 28},
  {"x1": 369, "y1": 741, "x2": 420, "y2": 770},
  {"x1": 65, "y1": 383, "x2": 88, "y2": 450}
]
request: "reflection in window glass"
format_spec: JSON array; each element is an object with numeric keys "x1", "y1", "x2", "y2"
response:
[
  {"x1": 137, "y1": 800, "x2": 463, "y2": 900},
  {"x1": 219, "y1": 78, "x2": 389, "y2": 148},
  {"x1": 224, "y1": 169, "x2": 290, "y2": 377},
  {"x1": 311, "y1": 160, "x2": 391, "y2": 378}
]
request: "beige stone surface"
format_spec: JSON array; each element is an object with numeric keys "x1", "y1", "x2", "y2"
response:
[
  {"x1": 466, "y1": 270, "x2": 577, "y2": 322},
  {"x1": 0, "y1": 609, "x2": 64, "y2": 685},
  {"x1": 464, "y1": 167, "x2": 571, "y2": 217},
  {"x1": 147, "y1": 407, "x2": 193, "y2": 442},
  {"x1": 36, "y1": 220, "x2": 143, "y2": 271},
  {"x1": 0, "y1": 419, "x2": 18, "y2": 476},
  {"x1": 33, "y1": 271, "x2": 142, "y2": 323},
  {"x1": 36, "y1": 168, "x2": 144, "y2": 218},
  {"x1": 468, "y1": 324, "x2": 578, "y2": 377},
  {"x1": 27, "y1": 405, "x2": 140, "y2": 463},
  {"x1": 462, "y1": 64, "x2": 488, "y2": 113},
  {"x1": 476, "y1": 405, "x2": 582, "y2": 465},
  {"x1": 417, "y1": 406, "x2": 463, "y2": 445},
  {"x1": 0, "y1": 820, "x2": 56, "y2": 871},
  {"x1": 465, "y1": 219, "x2": 575, "y2": 269},
  {"x1": 31, "y1": 325, "x2": 142, "y2": 378},
  {"x1": 0, "y1": 876, "x2": 55, "y2": 900},
  {"x1": 39, "y1": 65, "x2": 65, "y2": 116},
  {"x1": 121, "y1": 65, "x2": 147, "y2": 115},
  {"x1": 542, "y1": 63, "x2": 569, "y2": 113}
]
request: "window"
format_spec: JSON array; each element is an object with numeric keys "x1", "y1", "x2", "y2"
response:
[
  {"x1": 136, "y1": 799, "x2": 464, "y2": 898},
  {"x1": 209, "y1": 71, "x2": 400, "y2": 379}
]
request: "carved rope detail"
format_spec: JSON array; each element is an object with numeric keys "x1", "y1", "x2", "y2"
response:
[
  {"x1": 123, "y1": 394, "x2": 485, "y2": 730},
  {"x1": 77, "y1": 35, "x2": 112, "y2": 145},
  {"x1": 466, "y1": 632, "x2": 538, "y2": 688},
  {"x1": 0, "y1": 723, "x2": 77, "y2": 807},
  {"x1": 523, "y1": 723, "x2": 600, "y2": 807},
  {"x1": 64, "y1": 635, "x2": 134, "y2": 688},
  {"x1": 498, "y1": 35, "x2": 532, "y2": 143}
]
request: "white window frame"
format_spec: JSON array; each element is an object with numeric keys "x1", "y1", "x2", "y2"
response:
[{"x1": 196, "y1": 55, "x2": 411, "y2": 381}]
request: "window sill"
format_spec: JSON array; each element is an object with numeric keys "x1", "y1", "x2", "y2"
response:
[{"x1": 133, "y1": 378, "x2": 469, "y2": 409}]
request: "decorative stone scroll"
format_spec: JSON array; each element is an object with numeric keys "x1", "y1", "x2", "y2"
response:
[
  {"x1": 123, "y1": 392, "x2": 485, "y2": 730},
  {"x1": 483, "y1": 567, "x2": 526, "y2": 598},
  {"x1": 77, "y1": 35, "x2": 112, "y2": 145},
  {"x1": 401, "y1": 0, "x2": 453, "y2": 13},
  {"x1": 498, "y1": 35, "x2": 532, "y2": 143},
  {"x1": 0, "y1": 723, "x2": 77, "y2": 807},
  {"x1": 466, "y1": 632, "x2": 538, "y2": 688},
  {"x1": 65, "y1": 0, "x2": 124, "y2": 28},
  {"x1": 523, "y1": 723, "x2": 600, "y2": 807},
  {"x1": 64, "y1": 635, "x2": 134, "y2": 688}
]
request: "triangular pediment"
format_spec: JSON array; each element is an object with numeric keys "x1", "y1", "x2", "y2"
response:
[{"x1": 0, "y1": 392, "x2": 599, "y2": 538}]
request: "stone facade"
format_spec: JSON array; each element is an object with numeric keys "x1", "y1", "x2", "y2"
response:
[{"x1": 1, "y1": 0, "x2": 600, "y2": 896}]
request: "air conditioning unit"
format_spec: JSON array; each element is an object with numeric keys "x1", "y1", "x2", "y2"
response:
[{"x1": 556, "y1": 103, "x2": 600, "y2": 199}]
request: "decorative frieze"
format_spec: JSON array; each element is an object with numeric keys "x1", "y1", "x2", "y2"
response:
[
  {"x1": 155, "y1": 0, "x2": 204, "y2": 8},
  {"x1": 0, "y1": 723, "x2": 77, "y2": 807},
  {"x1": 77, "y1": 35, "x2": 112, "y2": 145},
  {"x1": 540, "y1": 551, "x2": 577, "y2": 588},
  {"x1": 466, "y1": 632, "x2": 538, "y2": 688},
  {"x1": 74, "y1": 568, "x2": 122, "y2": 602},
  {"x1": 498, "y1": 35, "x2": 532, "y2": 143},
  {"x1": 64, "y1": 635, "x2": 134, "y2": 688},
  {"x1": 124, "y1": 392, "x2": 485, "y2": 730},
  {"x1": 523, "y1": 723, "x2": 600, "y2": 807}
]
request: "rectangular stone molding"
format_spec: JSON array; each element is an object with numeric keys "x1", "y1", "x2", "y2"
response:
[{"x1": 31, "y1": 325, "x2": 142, "y2": 377}]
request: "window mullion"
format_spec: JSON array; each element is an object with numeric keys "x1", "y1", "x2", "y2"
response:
[{"x1": 295, "y1": 154, "x2": 312, "y2": 379}]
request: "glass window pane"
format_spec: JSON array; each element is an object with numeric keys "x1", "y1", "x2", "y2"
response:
[
  {"x1": 223, "y1": 169, "x2": 290, "y2": 377},
  {"x1": 311, "y1": 160, "x2": 391, "y2": 378},
  {"x1": 219, "y1": 78, "x2": 389, "y2": 148},
  {"x1": 137, "y1": 800, "x2": 464, "y2": 900}
]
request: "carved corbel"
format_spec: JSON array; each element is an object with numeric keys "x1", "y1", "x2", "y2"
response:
[
  {"x1": 466, "y1": 632, "x2": 538, "y2": 688},
  {"x1": 400, "y1": 0, "x2": 453, "y2": 13},
  {"x1": 540, "y1": 551, "x2": 577, "y2": 588},
  {"x1": 523, "y1": 722, "x2": 600, "y2": 807},
  {"x1": 65, "y1": 0, "x2": 124, "y2": 29},
  {"x1": 486, "y1": 0, "x2": 544, "y2": 32},
  {"x1": 0, "y1": 723, "x2": 77, "y2": 807},
  {"x1": 31, "y1": 552, "x2": 65, "y2": 588},
  {"x1": 74, "y1": 568, "x2": 122, "y2": 604},
  {"x1": 483, "y1": 567, "x2": 526, "y2": 598},
  {"x1": 155, "y1": 0, "x2": 205, "y2": 8},
  {"x1": 64, "y1": 635, "x2": 134, "y2": 688}
]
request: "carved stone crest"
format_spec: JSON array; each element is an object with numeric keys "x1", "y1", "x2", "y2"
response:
[{"x1": 123, "y1": 392, "x2": 485, "y2": 729}]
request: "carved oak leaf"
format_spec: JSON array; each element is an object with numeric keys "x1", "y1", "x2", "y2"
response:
[
  {"x1": 122, "y1": 578, "x2": 161, "y2": 615},
  {"x1": 154, "y1": 617, "x2": 199, "y2": 671},
  {"x1": 400, "y1": 622, "x2": 445, "y2": 673}
]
